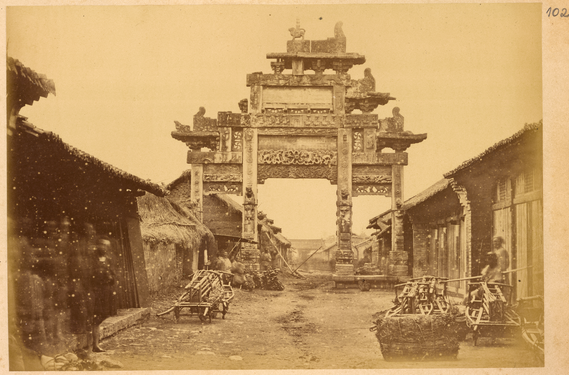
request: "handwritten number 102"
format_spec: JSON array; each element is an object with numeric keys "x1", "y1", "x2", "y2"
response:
[{"x1": 546, "y1": 7, "x2": 568, "y2": 17}]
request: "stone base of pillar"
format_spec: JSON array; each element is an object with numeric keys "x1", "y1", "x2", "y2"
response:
[
  {"x1": 240, "y1": 244, "x2": 260, "y2": 272},
  {"x1": 336, "y1": 250, "x2": 353, "y2": 264},
  {"x1": 387, "y1": 250, "x2": 409, "y2": 277},
  {"x1": 389, "y1": 250, "x2": 408, "y2": 262},
  {"x1": 334, "y1": 263, "x2": 354, "y2": 276},
  {"x1": 243, "y1": 262, "x2": 260, "y2": 272}
]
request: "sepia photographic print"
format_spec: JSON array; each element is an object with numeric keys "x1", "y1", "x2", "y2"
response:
[{"x1": 3, "y1": 1, "x2": 567, "y2": 373}]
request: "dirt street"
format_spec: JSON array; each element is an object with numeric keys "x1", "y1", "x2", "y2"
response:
[{"x1": 98, "y1": 273, "x2": 542, "y2": 370}]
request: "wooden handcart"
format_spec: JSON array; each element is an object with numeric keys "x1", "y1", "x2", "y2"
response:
[
  {"x1": 463, "y1": 279, "x2": 520, "y2": 345},
  {"x1": 385, "y1": 276, "x2": 453, "y2": 317},
  {"x1": 517, "y1": 295, "x2": 544, "y2": 363},
  {"x1": 157, "y1": 270, "x2": 235, "y2": 323}
]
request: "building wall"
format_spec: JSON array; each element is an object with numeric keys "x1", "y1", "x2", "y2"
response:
[
  {"x1": 143, "y1": 242, "x2": 184, "y2": 294},
  {"x1": 492, "y1": 167, "x2": 543, "y2": 299},
  {"x1": 203, "y1": 195, "x2": 242, "y2": 238},
  {"x1": 411, "y1": 223, "x2": 430, "y2": 277}
]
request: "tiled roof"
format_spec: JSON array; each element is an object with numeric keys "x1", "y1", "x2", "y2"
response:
[
  {"x1": 15, "y1": 119, "x2": 167, "y2": 197},
  {"x1": 275, "y1": 233, "x2": 291, "y2": 247},
  {"x1": 290, "y1": 239, "x2": 324, "y2": 250},
  {"x1": 401, "y1": 178, "x2": 451, "y2": 211},
  {"x1": 367, "y1": 179, "x2": 450, "y2": 228},
  {"x1": 444, "y1": 121, "x2": 542, "y2": 177},
  {"x1": 7, "y1": 57, "x2": 56, "y2": 105}
]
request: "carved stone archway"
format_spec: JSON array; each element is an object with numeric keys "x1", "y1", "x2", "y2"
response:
[{"x1": 172, "y1": 22, "x2": 426, "y2": 276}]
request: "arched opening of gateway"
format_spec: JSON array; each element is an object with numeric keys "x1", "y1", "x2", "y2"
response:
[{"x1": 257, "y1": 179, "x2": 392, "y2": 273}]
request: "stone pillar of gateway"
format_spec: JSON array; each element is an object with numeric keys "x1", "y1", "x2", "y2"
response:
[{"x1": 170, "y1": 21, "x2": 426, "y2": 275}]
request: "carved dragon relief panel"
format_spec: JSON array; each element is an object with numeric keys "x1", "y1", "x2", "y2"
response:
[
  {"x1": 203, "y1": 174, "x2": 243, "y2": 182},
  {"x1": 352, "y1": 175, "x2": 392, "y2": 184},
  {"x1": 204, "y1": 182, "x2": 242, "y2": 195},
  {"x1": 258, "y1": 128, "x2": 337, "y2": 137},
  {"x1": 257, "y1": 165, "x2": 337, "y2": 184},
  {"x1": 252, "y1": 114, "x2": 340, "y2": 128},
  {"x1": 258, "y1": 150, "x2": 337, "y2": 166},
  {"x1": 352, "y1": 184, "x2": 391, "y2": 197},
  {"x1": 247, "y1": 73, "x2": 349, "y2": 87},
  {"x1": 204, "y1": 164, "x2": 241, "y2": 175}
]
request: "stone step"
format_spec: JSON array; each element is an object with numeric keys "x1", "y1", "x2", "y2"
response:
[{"x1": 99, "y1": 308, "x2": 150, "y2": 340}]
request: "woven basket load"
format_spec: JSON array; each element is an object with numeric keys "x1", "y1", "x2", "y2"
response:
[{"x1": 373, "y1": 313, "x2": 459, "y2": 361}]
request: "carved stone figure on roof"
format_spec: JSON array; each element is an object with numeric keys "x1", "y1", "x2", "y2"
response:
[
  {"x1": 361, "y1": 68, "x2": 376, "y2": 93},
  {"x1": 195, "y1": 107, "x2": 205, "y2": 118},
  {"x1": 289, "y1": 20, "x2": 305, "y2": 40},
  {"x1": 388, "y1": 107, "x2": 404, "y2": 132},
  {"x1": 333, "y1": 21, "x2": 346, "y2": 53},
  {"x1": 174, "y1": 120, "x2": 191, "y2": 133}
]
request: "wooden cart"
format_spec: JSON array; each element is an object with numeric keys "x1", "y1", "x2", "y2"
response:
[
  {"x1": 157, "y1": 270, "x2": 235, "y2": 323},
  {"x1": 464, "y1": 279, "x2": 520, "y2": 345},
  {"x1": 517, "y1": 295, "x2": 544, "y2": 363},
  {"x1": 385, "y1": 276, "x2": 452, "y2": 317}
]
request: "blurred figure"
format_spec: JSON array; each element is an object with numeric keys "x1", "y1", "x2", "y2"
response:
[
  {"x1": 67, "y1": 223, "x2": 96, "y2": 356},
  {"x1": 481, "y1": 252, "x2": 503, "y2": 283},
  {"x1": 492, "y1": 236, "x2": 509, "y2": 272},
  {"x1": 214, "y1": 251, "x2": 232, "y2": 272},
  {"x1": 90, "y1": 237, "x2": 116, "y2": 352},
  {"x1": 14, "y1": 235, "x2": 48, "y2": 355},
  {"x1": 8, "y1": 218, "x2": 47, "y2": 370}
]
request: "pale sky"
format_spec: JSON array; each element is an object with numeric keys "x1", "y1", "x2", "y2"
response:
[{"x1": 6, "y1": 3, "x2": 543, "y2": 239}]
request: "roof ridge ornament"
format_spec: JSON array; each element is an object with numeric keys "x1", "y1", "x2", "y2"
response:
[{"x1": 289, "y1": 19, "x2": 305, "y2": 40}]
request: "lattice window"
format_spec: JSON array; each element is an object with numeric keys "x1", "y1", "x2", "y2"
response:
[
  {"x1": 524, "y1": 169, "x2": 535, "y2": 193},
  {"x1": 495, "y1": 179, "x2": 507, "y2": 202}
]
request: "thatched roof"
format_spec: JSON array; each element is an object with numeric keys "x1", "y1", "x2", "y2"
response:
[{"x1": 137, "y1": 192, "x2": 213, "y2": 247}]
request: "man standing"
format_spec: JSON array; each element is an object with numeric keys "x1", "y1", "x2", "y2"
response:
[{"x1": 492, "y1": 236, "x2": 509, "y2": 272}]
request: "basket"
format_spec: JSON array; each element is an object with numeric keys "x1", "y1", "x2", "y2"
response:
[{"x1": 372, "y1": 313, "x2": 459, "y2": 361}]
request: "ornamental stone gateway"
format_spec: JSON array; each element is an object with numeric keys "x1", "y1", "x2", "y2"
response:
[{"x1": 171, "y1": 21, "x2": 426, "y2": 279}]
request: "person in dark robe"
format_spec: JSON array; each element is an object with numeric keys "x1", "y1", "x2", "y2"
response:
[
  {"x1": 90, "y1": 237, "x2": 116, "y2": 352},
  {"x1": 67, "y1": 223, "x2": 96, "y2": 356}
]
